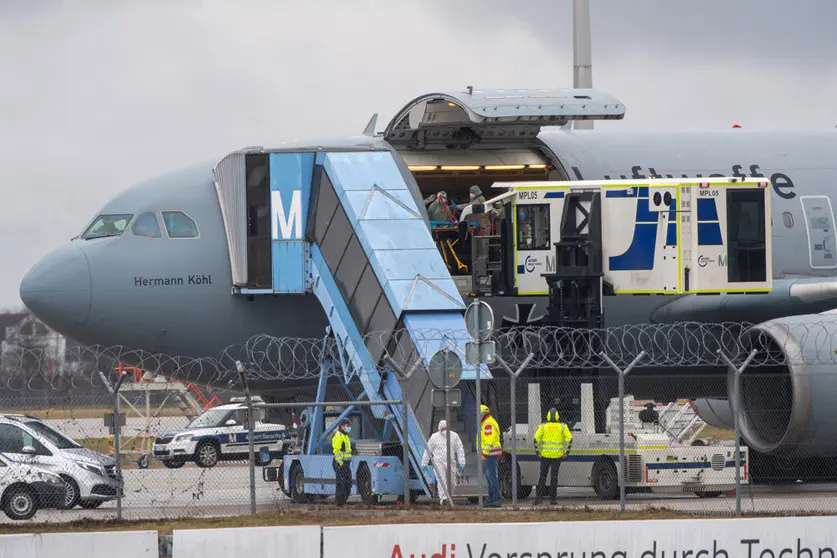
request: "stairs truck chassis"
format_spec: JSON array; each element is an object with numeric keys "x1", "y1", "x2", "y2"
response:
[{"x1": 502, "y1": 383, "x2": 749, "y2": 501}]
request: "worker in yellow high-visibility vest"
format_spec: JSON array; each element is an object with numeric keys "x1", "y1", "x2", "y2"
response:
[
  {"x1": 533, "y1": 408, "x2": 573, "y2": 505},
  {"x1": 332, "y1": 418, "x2": 353, "y2": 507},
  {"x1": 479, "y1": 404, "x2": 502, "y2": 508}
]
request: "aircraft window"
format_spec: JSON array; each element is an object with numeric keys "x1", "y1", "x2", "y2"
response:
[
  {"x1": 81, "y1": 214, "x2": 133, "y2": 240},
  {"x1": 162, "y1": 211, "x2": 199, "y2": 238},
  {"x1": 131, "y1": 212, "x2": 163, "y2": 238},
  {"x1": 782, "y1": 212, "x2": 794, "y2": 228},
  {"x1": 516, "y1": 204, "x2": 551, "y2": 250}
]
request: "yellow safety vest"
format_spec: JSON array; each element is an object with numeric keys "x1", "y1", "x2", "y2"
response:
[
  {"x1": 332, "y1": 431, "x2": 352, "y2": 465},
  {"x1": 480, "y1": 415, "x2": 502, "y2": 458},
  {"x1": 534, "y1": 421, "x2": 572, "y2": 459}
]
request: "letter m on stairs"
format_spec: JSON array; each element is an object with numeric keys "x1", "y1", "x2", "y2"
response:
[{"x1": 271, "y1": 190, "x2": 302, "y2": 240}]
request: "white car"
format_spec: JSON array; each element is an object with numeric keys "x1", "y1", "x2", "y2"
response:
[
  {"x1": 0, "y1": 453, "x2": 66, "y2": 520},
  {"x1": 152, "y1": 398, "x2": 291, "y2": 468},
  {"x1": 0, "y1": 415, "x2": 123, "y2": 510}
]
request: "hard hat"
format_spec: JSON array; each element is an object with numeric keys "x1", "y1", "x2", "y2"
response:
[
  {"x1": 547, "y1": 408, "x2": 559, "y2": 422},
  {"x1": 480, "y1": 404, "x2": 490, "y2": 414}
]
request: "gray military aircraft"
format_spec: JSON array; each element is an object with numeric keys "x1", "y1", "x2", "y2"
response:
[{"x1": 18, "y1": 89, "x2": 837, "y2": 485}]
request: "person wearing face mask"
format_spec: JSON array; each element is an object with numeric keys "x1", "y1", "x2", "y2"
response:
[
  {"x1": 469, "y1": 185, "x2": 486, "y2": 205},
  {"x1": 457, "y1": 186, "x2": 491, "y2": 234},
  {"x1": 332, "y1": 418, "x2": 353, "y2": 507},
  {"x1": 426, "y1": 191, "x2": 455, "y2": 223}
]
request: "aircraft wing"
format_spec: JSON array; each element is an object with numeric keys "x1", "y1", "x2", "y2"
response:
[{"x1": 651, "y1": 277, "x2": 837, "y2": 325}]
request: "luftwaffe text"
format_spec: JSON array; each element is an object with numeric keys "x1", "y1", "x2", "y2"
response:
[{"x1": 134, "y1": 275, "x2": 212, "y2": 287}]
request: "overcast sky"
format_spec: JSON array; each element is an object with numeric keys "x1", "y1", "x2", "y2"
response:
[{"x1": 1, "y1": 0, "x2": 835, "y2": 310}]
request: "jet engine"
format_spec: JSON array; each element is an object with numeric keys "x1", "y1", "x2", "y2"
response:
[{"x1": 692, "y1": 313, "x2": 837, "y2": 460}]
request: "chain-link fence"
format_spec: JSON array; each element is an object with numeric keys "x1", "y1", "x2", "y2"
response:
[{"x1": 2, "y1": 321, "x2": 837, "y2": 523}]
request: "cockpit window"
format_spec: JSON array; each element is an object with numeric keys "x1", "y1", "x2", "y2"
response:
[
  {"x1": 131, "y1": 212, "x2": 163, "y2": 238},
  {"x1": 162, "y1": 211, "x2": 199, "y2": 238},
  {"x1": 81, "y1": 214, "x2": 133, "y2": 240}
]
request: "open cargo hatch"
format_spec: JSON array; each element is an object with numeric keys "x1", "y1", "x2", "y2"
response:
[
  {"x1": 384, "y1": 88, "x2": 625, "y2": 149},
  {"x1": 385, "y1": 88, "x2": 627, "y2": 203}
]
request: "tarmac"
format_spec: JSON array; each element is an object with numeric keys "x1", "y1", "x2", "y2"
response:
[
  {"x1": 43, "y1": 416, "x2": 188, "y2": 440},
  {"x1": 4, "y1": 463, "x2": 837, "y2": 524}
]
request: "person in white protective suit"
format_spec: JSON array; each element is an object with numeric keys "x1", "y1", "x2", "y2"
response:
[{"x1": 421, "y1": 420, "x2": 466, "y2": 505}]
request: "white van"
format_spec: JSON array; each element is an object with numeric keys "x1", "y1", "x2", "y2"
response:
[
  {"x1": 0, "y1": 415, "x2": 123, "y2": 509},
  {"x1": 0, "y1": 453, "x2": 65, "y2": 520}
]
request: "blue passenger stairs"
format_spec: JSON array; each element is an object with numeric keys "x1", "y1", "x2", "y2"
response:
[{"x1": 237, "y1": 148, "x2": 488, "y2": 499}]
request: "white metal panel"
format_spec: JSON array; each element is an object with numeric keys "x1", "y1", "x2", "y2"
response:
[
  {"x1": 174, "y1": 526, "x2": 321, "y2": 558},
  {"x1": 0, "y1": 531, "x2": 158, "y2": 558},
  {"x1": 212, "y1": 151, "x2": 248, "y2": 286},
  {"x1": 324, "y1": 517, "x2": 837, "y2": 558}
]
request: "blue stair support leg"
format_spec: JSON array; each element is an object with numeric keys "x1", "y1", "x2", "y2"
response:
[{"x1": 306, "y1": 354, "x2": 332, "y2": 456}]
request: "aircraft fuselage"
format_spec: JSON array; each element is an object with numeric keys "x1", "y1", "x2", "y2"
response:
[{"x1": 19, "y1": 128, "x2": 837, "y2": 392}]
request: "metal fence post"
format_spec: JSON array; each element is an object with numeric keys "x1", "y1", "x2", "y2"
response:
[
  {"x1": 236, "y1": 361, "x2": 256, "y2": 515},
  {"x1": 717, "y1": 348, "x2": 757, "y2": 517},
  {"x1": 384, "y1": 355, "x2": 423, "y2": 509},
  {"x1": 445, "y1": 388, "x2": 452, "y2": 510},
  {"x1": 401, "y1": 375, "x2": 410, "y2": 507},
  {"x1": 599, "y1": 350, "x2": 646, "y2": 512},
  {"x1": 496, "y1": 353, "x2": 535, "y2": 507},
  {"x1": 112, "y1": 370, "x2": 128, "y2": 521},
  {"x1": 474, "y1": 300, "x2": 483, "y2": 507}
]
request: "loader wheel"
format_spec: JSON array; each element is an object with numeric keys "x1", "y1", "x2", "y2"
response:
[
  {"x1": 592, "y1": 458, "x2": 619, "y2": 500},
  {"x1": 290, "y1": 464, "x2": 310, "y2": 504},
  {"x1": 396, "y1": 490, "x2": 420, "y2": 504},
  {"x1": 276, "y1": 462, "x2": 291, "y2": 497},
  {"x1": 500, "y1": 462, "x2": 532, "y2": 501},
  {"x1": 356, "y1": 463, "x2": 378, "y2": 505}
]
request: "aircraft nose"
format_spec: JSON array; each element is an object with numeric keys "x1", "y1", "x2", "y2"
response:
[{"x1": 19, "y1": 244, "x2": 92, "y2": 330}]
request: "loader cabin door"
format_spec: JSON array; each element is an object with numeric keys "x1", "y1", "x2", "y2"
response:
[
  {"x1": 383, "y1": 88, "x2": 626, "y2": 285},
  {"x1": 726, "y1": 188, "x2": 768, "y2": 283},
  {"x1": 515, "y1": 201, "x2": 553, "y2": 294}
]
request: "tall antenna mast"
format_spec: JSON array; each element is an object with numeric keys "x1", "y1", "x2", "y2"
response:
[{"x1": 573, "y1": 0, "x2": 593, "y2": 130}]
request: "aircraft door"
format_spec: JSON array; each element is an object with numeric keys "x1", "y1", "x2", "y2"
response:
[
  {"x1": 245, "y1": 154, "x2": 273, "y2": 288},
  {"x1": 799, "y1": 195, "x2": 837, "y2": 270}
]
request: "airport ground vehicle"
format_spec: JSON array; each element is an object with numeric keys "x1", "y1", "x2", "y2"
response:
[
  {"x1": 500, "y1": 384, "x2": 747, "y2": 501},
  {"x1": 0, "y1": 415, "x2": 123, "y2": 510},
  {"x1": 0, "y1": 453, "x2": 66, "y2": 520},
  {"x1": 152, "y1": 396, "x2": 292, "y2": 468},
  {"x1": 257, "y1": 174, "x2": 770, "y2": 504}
]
